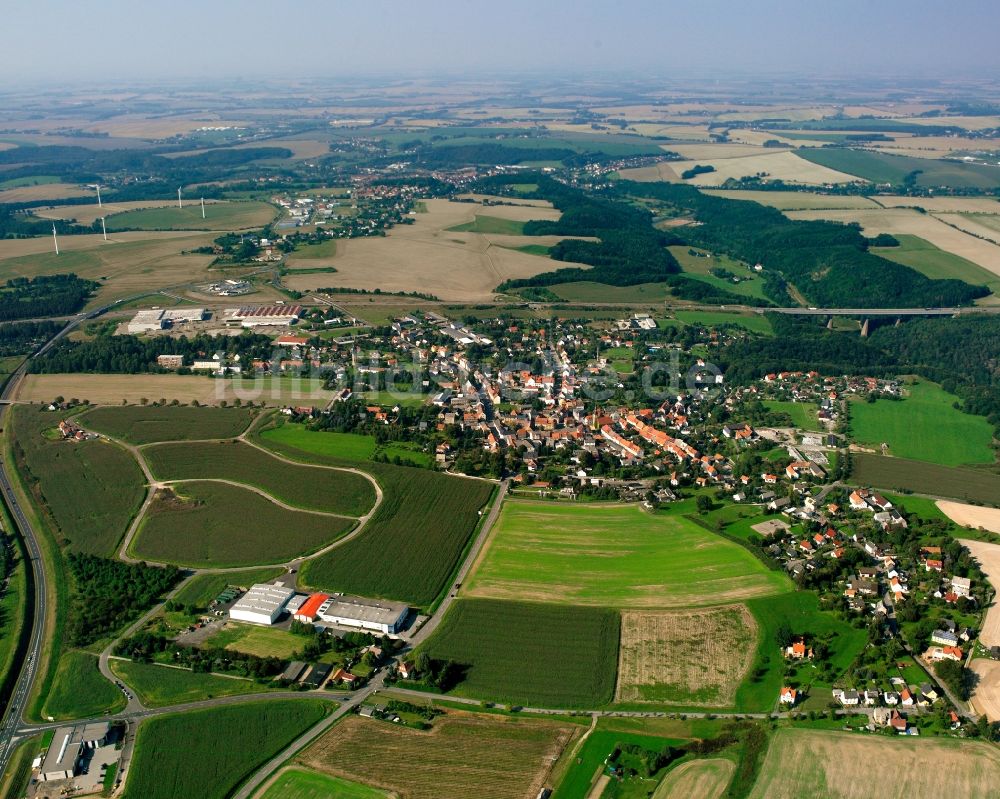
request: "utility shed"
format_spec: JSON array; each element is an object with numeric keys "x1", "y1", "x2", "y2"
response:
[{"x1": 229, "y1": 583, "x2": 296, "y2": 625}]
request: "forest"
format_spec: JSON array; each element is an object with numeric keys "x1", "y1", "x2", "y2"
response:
[
  {"x1": 0, "y1": 274, "x2": 98, "y2": 321},
  {"x1": 618, "y1": 181, "x2": 989, "y2": 308},
  {"x1": 32, "y1": 330, "x2": 276, "y2": 374}
]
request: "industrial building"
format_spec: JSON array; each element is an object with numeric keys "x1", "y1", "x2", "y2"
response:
[
  {"x1": 228, "y1": 583, "x2": 296, "y2": 625},
  {"x1": 226, "y1": 304, "x2": 303, "y2": 327},
  {"x1": 40, "y1": 722, "x2": 110, "y2": 782},
  {"x1": 293, "y1": 593, "x2": 330, "y2": 623},
  {"x1": 316, "y1": 595, "x2": 409, "y2": 634},
  {"x1": 127, "y1": 309, "x2": 166, "y2": 334}
]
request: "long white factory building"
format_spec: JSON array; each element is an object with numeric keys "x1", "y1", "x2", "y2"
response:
[{"x1": 228, "y1": 583, "x2": 296, "y2": 625}]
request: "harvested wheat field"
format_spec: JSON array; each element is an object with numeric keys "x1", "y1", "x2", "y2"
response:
[
  {"x1": 672, "y1": 151, "x2": 859, "y2": 186},
  {"x1": 618, "y1": 162, "x2": 682, "y2": 182},
  {"x1": 16, "y1": 374, "x2": 335, "y2": 407},
  {"x1": 876, "y1": 196, "x2": 1000, "y2": 214},
  {"x1": 652, "y1": 758, "x2": 734, "y2": 799},
  {"x1": 282, "y1": 199, "x2": 574, "y2": 301},
  {"x1": 0, "y1": 183, "x2": 93, "y2": 203},
  {"x1": 940, "y1": 503, "x2": 1000, "y2": 534},
  {"x1": 34, "y1": 200, "x2": 223, "y2": 226},
  {"x1": 937, "y1": 213, "x2": 1000, "y2": 243},
  {"x1": 667, "y1": 143, "x2": 769, "y2": 160},
  {"x1": 958, "y1": 538, "x2": 1000, "y2": 647},
  {"x1": 784, "y1": 208, "x2": 1000, "y2": 277},
  {"x1": 970, "y1": 659, "x2": 1000, "y2": 721},
  {"x1": 298, "y1": 712, "x2": 579, "y2": 799},
  {"x1": 616, "y1": 606, "x2": 757, "y2": 706},
  {"x1": 749, "y1": 729, "x2": 1000, "y2": 799}
]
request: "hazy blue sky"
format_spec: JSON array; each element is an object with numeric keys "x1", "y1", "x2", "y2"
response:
[{"x1": 3, "y1": 0, "x2": 998, "y2": 84}]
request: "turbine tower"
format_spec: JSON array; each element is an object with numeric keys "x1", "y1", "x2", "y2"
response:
[
  {"x1": 201, "y1": 197, "x2": 206, "y2": 219},
  {"x1": 95, "y1": 184, "x2": 102, "y2": 208},
  {"x1": 177, "y1": 187, "x2": 183, "y2": 209},
  {"x1": 52, "y1": 224, "x2": 59, "y2": 255},
  {"x1": 101, "y1": 217, "x2": 107, "y2": 241}
]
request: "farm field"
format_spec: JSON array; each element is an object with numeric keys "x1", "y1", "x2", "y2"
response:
[
  {"x1": 465, "y1": 501, "x2": 791, "y2": 608},
  {"x1": 548, "y1": 281, "x2": 671, "y2": 303},
  {"x1": 851, "y1": 453, "x2": 1000, "y2": 504},
  {"x1": 299, "y1": 711, "x2": 580, "y2": 799},
  {"x1": 108, "y1": 659, "x2": 274, "y2": 707},
  {"x1": 105, "y1": 200, "x2": 277, "y2": 231},
  {"x1": 957, "y1": 539, "x2": 1000, "y2": 647},
  {"x1": 0, "y1": 182, "x2": 93, "y2": 203},
  {"x1": 938, "y1": 212, "x2": 1000, "y2": 245},
  {"x1": 280, "y1": 199, "x2": 571, "y2": 301},
  {"x1": 671, "y1": 151, "x2": 859, "y2": 186},
  {"x1": 941, "y1": 502, "x2": 1000, "y2": 534},
  {"x1": 797, "y1": 148, "x2": 1000, "y2": 190},
  {"x1": 653, "y1": 759, "x2": 734, "y2": 799},
  {"x1": 123, "y1": 700, "x2": 328, "y2": 799},
  {"x1": 849, "y1": 381, "x2": 995, "y2": 466},
  {"x1": 969, "y1": 659, "x2": 1000, "y2": 721},
  {"x1": 762, "y1": 400, "x2": 822, "y2": 431},
  {"x1": 132, "y1": 481, "x2": 355, "y2": 567},
  {"x1": 171, "y1": 567, "x2": 287, "y2": 608},
  {"x1": 872, "y1": 234, "x2": 1000, "y2": 292},
  {"x1": 0, "y1": 231, "x2": 218, "y2": 306},
  {"x1": 702, "y1": 189, "x2": 879, "y2": 210},
  {"x1": 143, "y1": 440, "x2": 377, "y2": 516},
  {"x1": 877, "y1": 195, "x2": 1000, "y2": 214},
  {"x1": 259, "y1": 768, "x2": 388, "y2": 799},
  {"x1": 616, "y1": 607, "x2": 756, "y2": 707},
  {"x1": 672, "y1": 310, "x2": 773, "y2": 334},
  {"x1": 748, "y1": 728, "x2": 1000, "y2": 799},
  {"x1": 782, "y1": 207, "x2": 1000, "y2": 278},
  {"x1": 204, "y1": 622, "x2": 303, "y2": 659},
  {"x1": 284, "y1": 238, "x2": 338, "y2": 264},
  {"x1": 419, "y1": 598, "x2": 619, "y2": 707},
  {"x1": 619, "y1": 161, "x2": 681, "y2": 182},
  {"x1": 43, "y1": 651, "x2": 125, "y2": 720},
  {"x1": 82, "y1": 405, "x2": 256, "y2": 443},
  {"x1": 34, "y1": 199, "x2": 225, "y2": 226},
  {"x1": 449, "y1": 214, "x2": 526, "y2": 235},
  {"x1": 260, "y1": 423, "x2": 376, "y2": 461},
  {"x1": 12, "y1": 405, "x2": 146, "y2": 555}
]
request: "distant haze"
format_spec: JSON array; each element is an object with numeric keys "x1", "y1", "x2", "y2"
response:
[{"x1": 3, "y1": 0, "x2": 999, "y2": 85}]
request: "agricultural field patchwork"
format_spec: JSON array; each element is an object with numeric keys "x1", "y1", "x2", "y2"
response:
[
  {"x1": 104, "y1": 200, "x2": 277, "y2": 231},
  {"x1": 299, "y1": 711, "x2": 580, "y2": 799},
  {"x1": 123, "y1": 701, "x2": 328, "y2": 799},
  {"x1": 616, "y1": 606, "x2": 757, "y2": 707},
  {"x1": 133, "y1": 481, "x2": 355, "y2": 567},
  {"x1": 465, "y1": 501, "x2": 791, "y2": 608},
  {"x1": 82, "y1": 404, "x2": 256, "y2": 443},
  {"x1": 108, "y1": 659, "x2": 275, "y2": 707},
  {"x1": 260, "y1": 768, "x2": 389, "y2": 799},
  {"x1": 142, "y1": 440, "x2": 377, "y2": 516},
  {"x1": 420, "y1": 598, "x2": 620, "y2": 707},
  {"x1": 849, "y1": 381, "x2": 995, "y2": 466},
  {"x1": 748, "y1": 729, "x2": 1000, "y2": 799},
  {"x1": 851, "y1": 453, "x2": 1000, "y2": 504}
]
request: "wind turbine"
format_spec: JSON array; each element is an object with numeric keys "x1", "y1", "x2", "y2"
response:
[
  {"x1": 101, "y1": 217, "x2": 107, "y2": 241},
  {"x1": 177, "y1": 187, "x2": 183, "y2": 209},
  {"x1": 94, "y1": 184, "x2": 102, "y2": 208},
  {"x1": 201, "y1": 197, "x2": 206, "y2": 219},
  {"x1": 52, "y1": 224, "x2": 59, "y2": 255}
]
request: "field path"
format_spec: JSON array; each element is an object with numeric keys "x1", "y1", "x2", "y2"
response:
[{"x1": 156, "y1": 478, "x2": 360, "y2": 520}]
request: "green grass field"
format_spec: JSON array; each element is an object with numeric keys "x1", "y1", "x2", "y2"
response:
[
  {"x1": 12, "y1": 406, "x2": 146, "y2": 555},
  {"x1": 798, "y1": 148, "x2": 1000, "y2": 189},
  {"x1": 763, "y1": 400, "x2": 822, "y2": 432},
  {"x1": 850, "y1": 453, "x2": 1000, "y2": 505},
  {"x1": 123, "y1": 700, "x2": 329, "y2": 799},
  {"x1": 261, "y1": 769, "x2": 388, "y2": 799},
  {"x1": 549, "y1": 281, "x2": 673, "y2": 303},
  {"x1": 42, "y1": 651, "x2": 125, "y2": 720},
  {"x1": 553, "y1": 729, "x2": 688, "y2": 799},
  {"x1": 172, "y1": 567, "x2": 287, "y2": 608},
  {"x1": 669, "y1": 246, "x2": 769, "y2": 301},
  {"x1": 448, "y1": 215, "x2": 527, "y2": 235},
  {"x1": 740, "y1": 592, "x2": 867, "y2": 712},
  {"x1": 204, "y1": 623, "x2": 303, "y2": 658},
  {"x1": 466, "y1": 501, "x2": 791, "y2": 608},
  {"x1": 105, "y1": 200, "x2": 278, "y2": 231},
  {"x1": 258, "y1": 432, "x2": 494, "y2": 607},
  {"x1": 0, "y1": 553, "x2": 25, "y2": 703},
  {"x1": 286, "y1": 238, "x2": 338, "y2": 263},
  {"x1": 419, "y1": 598, "x2": 619, "y2": 707},
  {"x1": 873, "y1": 234, "x2": 1000, "y2": 293},
  {"x1": 143, "y1": 440, "x2": 376, "y2": 516},
  {"x1": 83, "y1": 405, "x2": 255, "y2": 443},
  {"x1": 260, "y1": 422, "x2": 434, "y2": 467},
  {"x1": 109, "y1": 659, "x2": 275, "y2": 707},
  {"x1": 133, "y1": 481, "x2": 355, "y2": 567},
  {"x1": 672, "y1": 311, "x2": 773, "y2": 335},
  {"x1": 849, "y1": 380, "x2": 995, "y2": 466}
]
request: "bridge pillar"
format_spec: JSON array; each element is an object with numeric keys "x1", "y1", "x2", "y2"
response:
[
  {"x1": 826, "y1": 315, "x2": 834, "y2": 330},
  {"x1": 860, "y1": 318, "x2": 870, "y2": 337}
]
